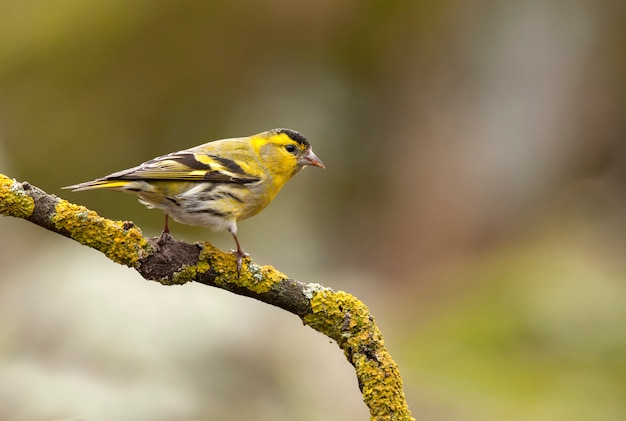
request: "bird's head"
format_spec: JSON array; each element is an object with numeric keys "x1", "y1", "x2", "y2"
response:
[{"x1": 253, "y1": 128, "x2": 325, "y2": 179}]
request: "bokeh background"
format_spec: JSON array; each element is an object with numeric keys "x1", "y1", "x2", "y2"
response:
[{"x1": 1, "y1": 1, "x2": 625, "y2": 420}]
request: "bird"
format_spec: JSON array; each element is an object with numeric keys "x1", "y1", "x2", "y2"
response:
[{"x1": 64, "y1": 128, "x2": 325, "y2": 271}]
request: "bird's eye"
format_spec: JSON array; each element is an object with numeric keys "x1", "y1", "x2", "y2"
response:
[{"x1": 285, "y1": 144, "x2": 296, "y2": 154}]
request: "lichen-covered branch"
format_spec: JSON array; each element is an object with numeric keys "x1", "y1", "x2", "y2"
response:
[{"x1": 0, "y1": 173, "x2": 414, "y2": 421}]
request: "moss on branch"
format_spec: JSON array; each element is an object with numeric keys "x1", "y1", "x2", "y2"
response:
[{"x1": 0, "y1": 173, "x2": 414, "y2": 421}]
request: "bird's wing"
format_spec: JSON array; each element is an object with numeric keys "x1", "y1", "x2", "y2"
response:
[{"x1": 102, "y1": 151, "x2": 262, "y2": 184}]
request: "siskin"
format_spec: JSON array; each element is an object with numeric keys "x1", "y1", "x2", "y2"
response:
[{"x1": 64, "y1": 128, "x2": 325, "y2": 270}]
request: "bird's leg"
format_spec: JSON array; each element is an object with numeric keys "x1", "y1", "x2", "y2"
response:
[
  {"x1": 163, "y1": 214, "x2": 170, "y2": 234},
  {"x1": 227, "y1": 223, "x2": 249, "y2": 274},
  {"x1": 158, "y1": 214, "x2": 172, "y2": 244},
  {"x1": 232, "y1": 233, "x2": 250, "y2": 274}
]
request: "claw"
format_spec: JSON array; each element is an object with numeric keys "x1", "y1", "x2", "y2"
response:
[
  {"x1": 157, "y1": 230, "x2": 173, "y2": 247},
  {"x1": 230, "y1": 249, "x2": 250, "y2": 275},
  {"x1": 227, "y1": 228, "x2": 250, "y2": 276},
  {"x1": 156, "y1": 214, "x2": 173, "y2": 246}
]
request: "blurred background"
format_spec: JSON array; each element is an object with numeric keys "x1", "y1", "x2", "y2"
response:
[{"x1": 1, "y1": 0, "x2": 625, "y2": 420}]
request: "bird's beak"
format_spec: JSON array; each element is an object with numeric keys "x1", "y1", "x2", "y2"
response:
[{"x1": 299, "y1": 148, "x2": 325, "y2": 169}]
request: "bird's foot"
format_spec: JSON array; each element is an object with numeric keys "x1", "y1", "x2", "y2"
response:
[
  {"x1": 157, "y1": 230, "x2": 173, "y2": 247},
  {"x1": 229, "y1": 249, "x2": 250, "y2": 275}
]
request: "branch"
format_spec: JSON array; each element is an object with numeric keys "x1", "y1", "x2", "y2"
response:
[{"x1": 0, "y1": 173, "x2": 414, "y2": 421}]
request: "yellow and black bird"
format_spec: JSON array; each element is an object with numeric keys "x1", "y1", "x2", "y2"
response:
[{"x1": 64, "y1": 128, "x2": 325, "y2": 270}]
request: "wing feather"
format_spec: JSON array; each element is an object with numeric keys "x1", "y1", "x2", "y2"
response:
[{"x1": 98, "y1": 152, "x2": 261, "y2": 184}]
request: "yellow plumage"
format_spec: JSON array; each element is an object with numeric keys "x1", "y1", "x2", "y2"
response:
[{"x1": 64, "y1": 128, "x2": 325, "y2": 269}]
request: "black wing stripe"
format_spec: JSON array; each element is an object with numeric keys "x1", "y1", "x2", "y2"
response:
[
  {"x1": 169, "y1": 153, "x2": 212, "y2": 170},
  {"x1": 208, "y1": 155, "x2": 247, "y2": 176}
]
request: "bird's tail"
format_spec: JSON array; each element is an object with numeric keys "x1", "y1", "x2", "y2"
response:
[{"x1": 62, "y1": 179, "x2": 132, "y2": 192}]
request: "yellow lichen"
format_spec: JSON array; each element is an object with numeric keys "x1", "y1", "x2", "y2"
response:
[
  {"x1": 305, "y1": 289, "x2": 369, "y2": 338},
  {"x1": 0, "y1": 175, "x2": 35, "y2": 218},
  {"x1": 197, "y1": 241, "x2": 232, "y2": 278},
  {"x1": 197, "y1": 242, "x2": 286, "y2": 293},
  {"x1": 304, "y1": 289, "x2": 414, "y2": 421},
  {"x1": 240, "y1": 263, "x2": 286, "y2": 293},
  {"x1": 168, "y1": 265, "x2": 197, "y2": 285},
  {"x1": 52, "y1": 199, "x2": 149, "y2": 268}
]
